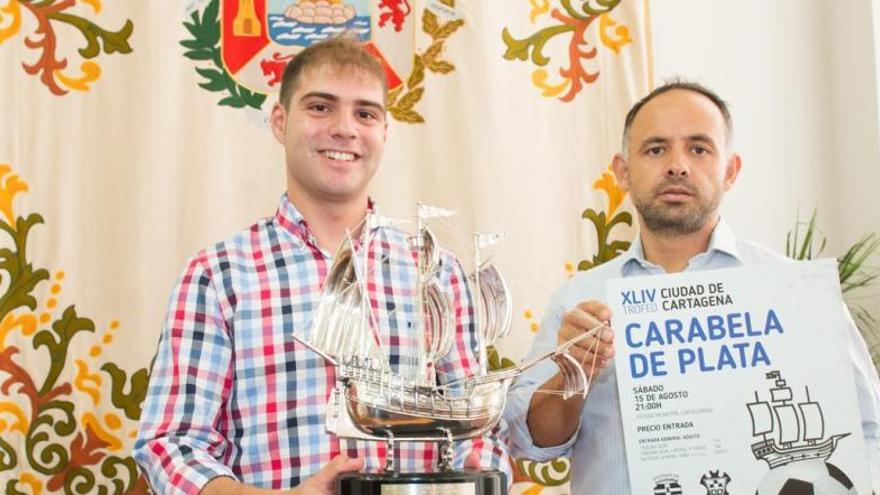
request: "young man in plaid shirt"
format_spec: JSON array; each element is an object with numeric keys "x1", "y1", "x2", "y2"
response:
[{"x1": 134, "y1": 37, "x2": 511, "y2": 494}]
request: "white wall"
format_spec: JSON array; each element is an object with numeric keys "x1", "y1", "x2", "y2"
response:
[
  {"x1": 830, "y1": 0, "x2": 880, "y2": 252},
  {"x1": 651, "y1": 0, "x2": 880, "y2": 312}
]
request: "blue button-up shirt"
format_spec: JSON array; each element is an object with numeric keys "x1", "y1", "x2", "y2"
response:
[{"x1": 505, "y1": 220, "x2": 880, "y2": 493}]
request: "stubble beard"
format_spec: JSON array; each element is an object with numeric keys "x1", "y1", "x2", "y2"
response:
[{"x1": 632, "y1": 179, "x2": 720, "y2": 236}]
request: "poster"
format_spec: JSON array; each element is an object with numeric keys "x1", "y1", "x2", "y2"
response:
[{"x1": 609, "y1": 260, "x2": 871, "y2": 494}]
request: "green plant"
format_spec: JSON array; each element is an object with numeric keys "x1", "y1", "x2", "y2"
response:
[{"x1": 786, "y1": 209, "x2": 880, "y2": 365}]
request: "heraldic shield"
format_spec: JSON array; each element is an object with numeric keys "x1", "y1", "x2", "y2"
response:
[{"x1": 220, "y1": 0, "x2": 408, "y2": 95}]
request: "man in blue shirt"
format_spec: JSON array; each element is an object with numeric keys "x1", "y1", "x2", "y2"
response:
[{"x1": 505, "y1": 81, "x2": 880, "y2": 493}]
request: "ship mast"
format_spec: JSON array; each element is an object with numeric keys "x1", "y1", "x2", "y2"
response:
[
  {"x1": 415, "y1": 208, "x2": 428, "y2": 386},
  {"x1": 473, "y1": 233, "x2": 487, "y2": 375}
]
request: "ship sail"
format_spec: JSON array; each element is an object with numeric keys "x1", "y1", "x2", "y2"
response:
[
  {"x1": 302, "y1": 236, "x2": 387, "y2": 368},
  {"x1": 773, "y1": 404, "x2": 800, "y2": 444},
  {"x1": 747, "y1": 400, "x2": 773, "y2": 436},
  {"x1": 422, "y1": 279, "x2": 453, "y2": 365},
  {"x1": 410, "y1": 226, "x2": 441, "y2": 280},
  {"x1": 409, "y1": 226, "x2": 453, "y2": 385},
  {"x1": 770, "y1": 386, "x2": 792, "y2": 402},
  {"x1": 473, "y1": 263, "x2": 512, "y2": 347},
  {"x1": 800, "y1": 401, "x2": 824, "y2": 441}
]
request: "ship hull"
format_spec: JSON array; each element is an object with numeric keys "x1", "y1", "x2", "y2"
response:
[
  {"x1": 340, "y1": 376, "x2": 511, "y2": 441},
  {"x1": 751, "y1": 433, "x2": 850, "y2": 469},
  {"x1": 327, "y1": 367, "x2": 516, "y2": 441}
]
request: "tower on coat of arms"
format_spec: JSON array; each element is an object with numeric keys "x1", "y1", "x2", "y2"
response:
[{"x1": 233, "y1": 0, "x2": 263, "y2": 36}]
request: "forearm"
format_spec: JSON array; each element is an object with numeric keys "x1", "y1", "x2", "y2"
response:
[{"x1": 527, "y1": 372, "x2": 586, "y2": 447}]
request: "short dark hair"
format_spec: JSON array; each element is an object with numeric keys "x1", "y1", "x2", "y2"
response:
[
  {"x1": 278, "y1": 35, "x2": 388, "y2": 110},
  {"x1": 622, "y1": 79, "x2": 733, "y2": 155}
]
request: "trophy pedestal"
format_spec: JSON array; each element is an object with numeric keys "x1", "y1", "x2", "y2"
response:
[{"x1": 338, "y1": 470, "x2": 507, "y2": 495}]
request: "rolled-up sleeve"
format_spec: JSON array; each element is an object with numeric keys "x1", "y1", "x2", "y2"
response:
[{"x1": 133, "y1": 255, "x2": 236, "y2": 495}]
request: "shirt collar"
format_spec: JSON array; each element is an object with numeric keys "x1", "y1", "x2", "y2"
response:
[
  {"x1": 274, "y1": 193, "x2": 375, "y2": 251},
  {"x1": 274, "y1": 193, "x2": 311, "y2": 247},
  {"x1": 705, "y1": 218, "x2": 740, "y2": 261},
  {"x1": 619, "y1": 217, "x2": 742, "y2": 274}
]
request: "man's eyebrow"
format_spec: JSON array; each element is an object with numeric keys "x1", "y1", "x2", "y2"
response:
[
  {"x1": 299, "y1": 91, "x2": 338, "y2": 103},
  {"x1": 687, "y1": 133, "x2": 717, "y2": 146},
  {"x1": 638, "y1": 136, "x2": 669, "y2": 149},
  {"x1": 355, "y1": 99, "x2": 385, "y2": 112},
  {"x1": 638, "y1": 134, "x2": 719, "y2": 149},
  {"x1": 299, "y1": 92, "x2": 385, "y2": 112}
]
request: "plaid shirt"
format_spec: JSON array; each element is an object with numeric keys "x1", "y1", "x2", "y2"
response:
[{"x1": 134, "y1": 194, "x2": 511, "y2": 494}]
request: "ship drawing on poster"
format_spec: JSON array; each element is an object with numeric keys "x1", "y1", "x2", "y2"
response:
[
  {"x1": 748, "y1": 371, "x2": 850, "y2": 468},
  {"x1": 748, "y1": 370, "x2": 858, "y2": 494}
]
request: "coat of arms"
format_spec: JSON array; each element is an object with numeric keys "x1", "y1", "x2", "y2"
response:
[{"x1": 183, "y1": 0, "x2": 462, "y2": 122}]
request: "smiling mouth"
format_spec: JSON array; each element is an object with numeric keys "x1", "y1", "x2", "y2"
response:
[{"x1": 320, "y1": 150, "x2": 359, "y2": 162}]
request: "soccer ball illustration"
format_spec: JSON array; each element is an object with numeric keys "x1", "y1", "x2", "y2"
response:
[{"x1": 756, "y1": 459, "x2": 857, "y2": 495}]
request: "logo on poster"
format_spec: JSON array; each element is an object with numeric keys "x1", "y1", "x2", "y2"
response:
[
  {"x1": 700, "y1": 470, "x2": 731, "y2": 495},
  {"x1": 653, "y1": 474, "x2": 683, "y2": 495}
]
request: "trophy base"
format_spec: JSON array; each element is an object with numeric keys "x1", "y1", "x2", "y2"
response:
[{"x1": 338, "y1": 470, "x2": 507, "y2": 495}]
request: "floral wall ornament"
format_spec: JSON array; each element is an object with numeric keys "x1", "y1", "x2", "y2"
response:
[
  {"x1": 513, "y1": 457, "x2": 571, "y2": 488},
  {"x1": 385, "y1": 0, "x2": 462, "y2": 123},
  {"x1": 0, "y1": 165, "x2": 151, "y2": 494},
  {"x1": 0, "y1": 0, "x2": 134, "y2": 96},
  {"x1": 501, "y1": 0, "x2": 632, "y2": 102},
  {"x1": 578, "y1": 164, "x2": 631, "y2": 270}
]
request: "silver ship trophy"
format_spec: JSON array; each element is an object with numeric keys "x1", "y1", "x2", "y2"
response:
[{"x1": 293, "y1": 205, "x2": 598, "y2": 495}]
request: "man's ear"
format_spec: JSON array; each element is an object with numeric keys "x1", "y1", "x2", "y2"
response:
[
  {"x1": 270, "y1": 102, "x2": 287, "y2": 145},
  {"x1": 723, "y1": 153, "x2": 742, "y2": 191},
  {"x1": 612, "y1": 153, "x2": 630, "y2": 192}
]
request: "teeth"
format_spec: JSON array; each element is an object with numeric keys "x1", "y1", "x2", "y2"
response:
[{"x1": 322, "y1": 150, "x2": 355, "y2": 161}]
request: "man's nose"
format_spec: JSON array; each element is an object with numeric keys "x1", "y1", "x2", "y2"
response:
[
  {"x1": 665, "y1": 150, "x2": 690, "y2": 177},
  {"x1": 330, "y1": 111, "x2": 357, "y2": 139}
]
